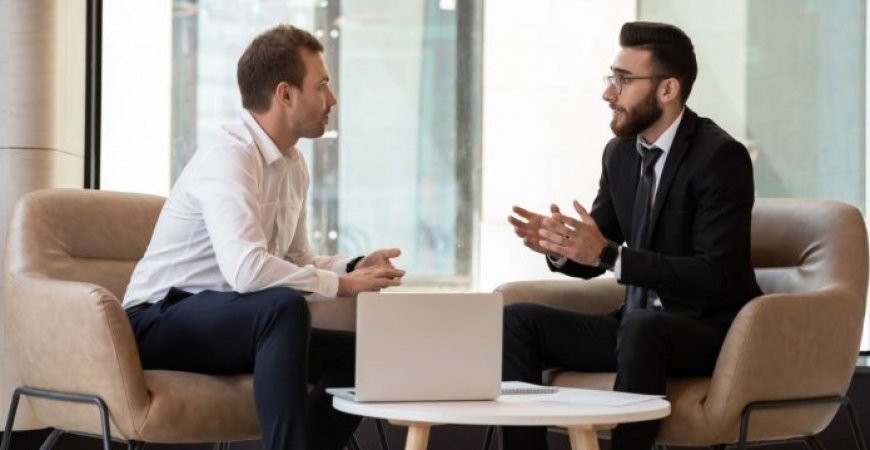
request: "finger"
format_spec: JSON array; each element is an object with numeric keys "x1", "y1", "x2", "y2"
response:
[
  {"x1": 368, "y1": 277, "x2": 401, "y2": 291},
  {"x1": 522, "y1": 237, "x2": 546, "y2": 252},
  {"x1": 512, "y1": 206, "x2": 538, "y2": 220},
  {"x1": 508, "y1": 215, "x2": 528, "y2": 227},
  {"x1": 541, "y1": 217, "x2": 572, "y2": 237},
  {"x1": 538, "y1": 228, "x2": 569, "y2": 246},
  {"x1": 573, "y1": 200, "x2": 595, "y2": 224},
  {"x1": 372, "y1": 268, "x2": 405, "y2": 278},
  {"x1": 551, "y1": 212, "x2": 582, "y2": 230},
  {"x1": 550, "y1": 204, "x2": 561, "y2": 214},
  {"x1": 386, "y1": 277, "x2": 402, "y2": 286},
  {"x1": 377, "y1": 247, "x2": 401, "y2": 258},
  {"x1": 539, "y1": 239, "x2": 568, "y2": 256}
]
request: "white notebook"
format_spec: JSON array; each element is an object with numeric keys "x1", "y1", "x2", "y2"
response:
[{"x1": 501, "y1": 381, "x2": 558, "y2": 395}]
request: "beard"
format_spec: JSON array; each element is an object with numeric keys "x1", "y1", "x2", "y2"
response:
[{"x1": 610, "y1": 89, "x2": 663, "y2": 137}]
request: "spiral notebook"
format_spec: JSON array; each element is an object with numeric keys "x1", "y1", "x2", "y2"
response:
[{"x1": 501, "y1": 381, "x2": 558, "y2": 395}]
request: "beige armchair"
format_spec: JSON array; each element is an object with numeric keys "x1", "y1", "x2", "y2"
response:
[
  {"x1": 1, "y1": 189, "x2": 358, "y2": 449},
  {"x1": 496, "y1": 198, "x2": 869, "y2": 449}
]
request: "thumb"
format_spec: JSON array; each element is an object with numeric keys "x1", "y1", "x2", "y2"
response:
[
  {"x1": 378, "y1": 247, "x2": 401, "y2": 258},
  {"x1": 574, "y1": 200, "x2": 594, "y2": 223},
  {"x1": 372, "y1": 247, "x2": 402, "y2": 259}
]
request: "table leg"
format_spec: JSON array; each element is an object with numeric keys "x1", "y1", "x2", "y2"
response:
[
  {"x1": 567, "y1": 427, "x2": 599, "y2": 450},
  {"x1": 403, "y1": 423, "x2": 431, "y2": 450}
]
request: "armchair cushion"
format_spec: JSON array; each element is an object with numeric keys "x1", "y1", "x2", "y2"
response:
[{"x1": 496, "y1": 198, "x2": 868, "y2": 446}]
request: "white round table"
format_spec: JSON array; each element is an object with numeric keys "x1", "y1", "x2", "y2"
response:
[{"x1": 333, "y1": 394, "x2": 670, "y2": 450}]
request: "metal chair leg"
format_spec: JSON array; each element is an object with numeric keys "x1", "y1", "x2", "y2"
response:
[
  {"x1": 127, "y1": 441, "x2": 146, "y2": 450},
  {"x1": 0, "y1": 388, "x2": 22, "y2": 450},
  {"x1": 482, "y1": 426, "x2": 495, "y2": 450},
  {"x1": 212, "y1": 443, "x2": 231, "y2": 450},
  {"x1": 736, "y1": 396, "x2": 867, "y2": 450},
  {"x1": 806, "y1": 435, "x2": 826, "y2": 450},
  {"x1": 1, "y1": 387, "x2": 112, "y2": 450},
  {"x1": 375, "y1": 419, "x2": 390, "y2": 450},
  {"x1": 346, "y1": 435, "x2": 360, "y2": 450},
  {"x1": 844, "y1": 397, "x2": 869, "y2": 450},
  {"x1": 39, "y1": 428, "x2": 64, "y2": 450}
]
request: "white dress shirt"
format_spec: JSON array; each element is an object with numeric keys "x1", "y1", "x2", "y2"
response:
[{"x1": 123, "y1": 110, "x2": 351, "y2": 308}]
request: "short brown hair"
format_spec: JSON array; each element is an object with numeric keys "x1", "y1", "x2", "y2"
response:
[
  {"x1": 237, "y1": 24, "x2": 324, "y2": 112},
  {"x1": 620, "y1": 21, "x2": 697, "y2": 104}
]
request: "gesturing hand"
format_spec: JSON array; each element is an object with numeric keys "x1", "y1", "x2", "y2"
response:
[
  {"x1": 337, "y1": 266, "x2": 406, "y2": 297},
  {"x1": 357, "y1": 247, "x2": 401, "y2": 269},
  {"x1": 508, "y1": 204, "x2": 563, "y2": 257},
  {"x1": 537, "y1": 200, "x2": 607, "y2": 266}
]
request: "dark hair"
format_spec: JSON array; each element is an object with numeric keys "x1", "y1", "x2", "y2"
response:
[
  {"x1": 619, "y1": 21, "x2": 697, "y2": 103},
  {"x1": 237, "y1": 24, "x2": 324, "y2": 113}
]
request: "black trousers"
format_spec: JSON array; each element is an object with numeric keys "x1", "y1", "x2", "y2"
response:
[
  {"x1": 127, "y1": 287, "x2": 359, "y2": 450},
  {"x1": 501, "y1": 303, "x2": 729, "y2": 450}
]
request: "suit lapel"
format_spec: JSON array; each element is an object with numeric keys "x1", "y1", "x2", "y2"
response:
[{"x1": 648, "y1": 109, "x2": 699, "y2": 234}]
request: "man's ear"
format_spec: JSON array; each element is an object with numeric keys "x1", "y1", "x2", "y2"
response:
[
  {"x1": 275, "y1": 81, "x2": 296, "y2": 108},
  {"x1": 659, "y1": 78, "x2": 681, "y2": 103}
]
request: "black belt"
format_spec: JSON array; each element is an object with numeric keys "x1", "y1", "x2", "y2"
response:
[{"x1": 125, "y1": 302, "x2": 153, "y2": 317}]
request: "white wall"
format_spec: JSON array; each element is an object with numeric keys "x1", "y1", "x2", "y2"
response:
[
  {"x1": 101, "y1": 0, "x2": 172, "y2": 195},
  {"x1": 639, "y1": 1, "x2": 748, "y2": 142},
  {"x1": 477, "y1": 1, "x2": 636, "y2": 290}
]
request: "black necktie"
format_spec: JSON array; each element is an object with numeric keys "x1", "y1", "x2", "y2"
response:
[{"x1": 625, "y1": 146, "x2": 663, "y2": 312}]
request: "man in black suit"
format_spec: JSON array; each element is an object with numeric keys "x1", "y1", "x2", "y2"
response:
[{"x1": 502, "y1": 21, "x2": 763, "y2": 450}]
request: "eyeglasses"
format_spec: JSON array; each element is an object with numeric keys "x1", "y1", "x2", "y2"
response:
[{"x1": 603, "y1": 74, "x2": 671, "y2": 95}]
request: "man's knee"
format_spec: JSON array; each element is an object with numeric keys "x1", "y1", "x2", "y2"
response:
[
  {"x1": 617, "y1": 310, "x2": 666, "y2": 354},
  {"x1": 504, "y1": 302, "x2": 546, "y2": 328},
  {"x1": 260, "y1": 287, "x2": 311, "y2": 332}
]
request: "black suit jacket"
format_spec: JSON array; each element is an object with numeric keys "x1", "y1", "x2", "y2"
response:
[{"x1": 551, "y1": 108, "x2": 763, "y2": 325}]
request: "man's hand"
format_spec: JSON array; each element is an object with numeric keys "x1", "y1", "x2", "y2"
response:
[
  {"x1": 337, "y1": 266, "x2": 405, "y2": 297},
  {"x1": 357, "y1": 247, "x2": 401, "y2": 270},
  {"x1": 537, "y1": 200, "x2": 607, "y2": 266},
  {"x1": 508, "y1": 204, "x2": 563, "y2": 257}
]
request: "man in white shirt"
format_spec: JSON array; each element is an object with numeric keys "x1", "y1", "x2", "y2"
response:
[{"x1": 123, "y1": 25, "x2": 404, "y2": 450}]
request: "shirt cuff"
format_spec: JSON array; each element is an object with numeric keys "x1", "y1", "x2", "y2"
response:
[
  {"x1": 309, "y1": 269, "x2": 340, "y2": 300},
  {"x1": 613, "y1": 246, "x2": 623, "y2": 280},
  {"x1": 547, "y1": 254, "x2": 568, "y2": 268}
]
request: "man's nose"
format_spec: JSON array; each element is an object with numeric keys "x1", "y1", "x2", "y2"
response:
[{"x1": 602, "y1": 84, "x2": 617, "y2": 102}]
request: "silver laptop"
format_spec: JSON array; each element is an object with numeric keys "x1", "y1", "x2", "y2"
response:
[{"x1": 328, "y1": 292, "x2": 503, "y2": 402}]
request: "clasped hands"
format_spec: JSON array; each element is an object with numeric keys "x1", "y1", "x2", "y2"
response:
[
  {"x1": 337, "y1": 248, "x2": 405, "y2": 297},
  {"x1": 508, "y1": 200, "x2": 607, "y2": 266}
]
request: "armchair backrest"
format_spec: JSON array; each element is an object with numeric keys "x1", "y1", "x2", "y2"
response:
[
  {"x1": 6, "y1": 189, "x2": 164, "y2": 298},
  {"x1": 3, "y1": 189, "x2": 165, "y2": 434},
  {"x1": 750, "y1": 197, "x2": 868, "y2": 299}
]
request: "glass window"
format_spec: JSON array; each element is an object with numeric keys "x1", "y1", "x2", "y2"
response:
[
  {"x1": 108, "y1": 0, "x2": 482, "y2": 289},
  {"x1": 639, "y1": 0, "x2": 868, "y2": 348}
]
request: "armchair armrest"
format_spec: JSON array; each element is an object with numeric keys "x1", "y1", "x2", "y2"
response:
[
  {"x1": 308, "y1": 297, "x2": 356, "y2": 331},
  {"x1": 703, "y1": 288, "x2": 863, "y2": 437},
  {"x1": 495, "y1": 277, "x2": 624, "y2": 315},
  {"x1": 5, "y1": 273, "x2": 150, "y2": 434}
]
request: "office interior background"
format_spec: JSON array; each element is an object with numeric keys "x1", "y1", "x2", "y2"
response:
[
  {"x1": 99, "y1": 0, "x2": 869, "y2": 344},
  {"x1": 1, "y1": 0, "x2": 869, "y2": 448}
]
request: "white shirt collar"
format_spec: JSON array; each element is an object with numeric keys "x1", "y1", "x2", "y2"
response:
[
  {"x1": 240, "y1": 109, "x2": 288, "y2": 165},
  {"x1": 636, "y1": 107, "x2": 686, "y2": 155}
]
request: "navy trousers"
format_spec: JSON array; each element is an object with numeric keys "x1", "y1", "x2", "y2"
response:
[
  {"x1": 127, "y1": 287, "x2": 359, "y2": 450},
  {"x1": 500, "y1": 303, "x2": 728, "y2": 450}
]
